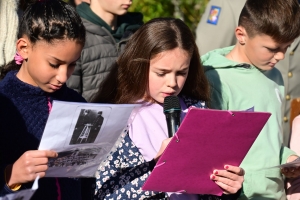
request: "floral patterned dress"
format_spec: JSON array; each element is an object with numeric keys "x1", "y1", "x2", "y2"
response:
[{"x1": 94, "y1": 96, "x2": 239, "y2": 200}]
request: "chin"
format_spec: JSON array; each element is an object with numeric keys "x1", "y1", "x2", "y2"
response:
[{"x1": 118, "y1": 10, "x2": 129, "y2": 16}]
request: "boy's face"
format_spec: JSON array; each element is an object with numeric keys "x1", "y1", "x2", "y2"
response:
[
  {"x1": 242, "y1": 33, "x2": 293, "y2": 71},
  {"x1": 98, "y1": 0, "x2": 132, "y2": 16}
]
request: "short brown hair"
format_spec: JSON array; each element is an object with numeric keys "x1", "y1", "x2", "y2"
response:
[
  {"x1": 92, "y1": 18, "x2": 210, "y2": 104},
  {"x1": 239, "y1": 0, "x2": 300, "y2": 43}
]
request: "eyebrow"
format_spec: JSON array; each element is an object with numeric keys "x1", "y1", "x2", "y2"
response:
[
  {"x1": 49, "y1": 56, "x2": 80, "y2": 63},
  {"x1": 155, "y1": 67, "x2": 189, "y2": 72}
]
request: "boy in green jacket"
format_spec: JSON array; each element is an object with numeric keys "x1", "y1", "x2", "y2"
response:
[{"x1": 202, "y1": 0, "x2": 300, "y2": 199}]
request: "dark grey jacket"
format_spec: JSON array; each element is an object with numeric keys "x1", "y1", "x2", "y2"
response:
[{"x1": 67, "y1": 16, "x2": 142, "y2": 101}]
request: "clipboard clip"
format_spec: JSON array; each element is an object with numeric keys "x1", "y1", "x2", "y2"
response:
[
  {"x1": 228, "y1": 111, "x2": 235, "y2": 116},
  {"x1": 175, "y1": 133, "x2": 180, "y2": 142},
  {"x1": 154, "y1": 161, "x2": 166, "y2": 169}
]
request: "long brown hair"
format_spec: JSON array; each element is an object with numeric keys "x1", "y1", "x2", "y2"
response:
[{"x1": 92, "y1": 18, "x2": 210, "y2": 104}]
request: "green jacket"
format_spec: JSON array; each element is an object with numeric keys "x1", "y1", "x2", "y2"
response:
[{"x1": 202, "y1": 46, "x2": 295, "y2": 200}]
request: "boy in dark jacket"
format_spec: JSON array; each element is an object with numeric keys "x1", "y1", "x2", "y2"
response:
[{"x1": 67, "y1": 0, "x2": 143, "y2": 102}]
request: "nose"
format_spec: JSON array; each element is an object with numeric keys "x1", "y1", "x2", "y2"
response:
[
  {"x1": 167, "y1": 74, "x2": 177, "y2": 88},
  {"x1": 56, "y1": 66, "x2": 68, "y2": 84},
  {"x1": 274, "y1": 51, "x2": 285, "y2": 61}
]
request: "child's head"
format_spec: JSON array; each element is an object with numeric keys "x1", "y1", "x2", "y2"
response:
[
  {"x1": 96, "y1": 18, "x2": 209, "y2": 104},
  {"x1": 235, "y1": 0, "x2": 300, "y2": 70},
  {"x1": 90, "y1": 0, "x2": 131, "y2": 16},
  {"x1": 1, "y1": 0, "x2": 85, "y2": 92}
]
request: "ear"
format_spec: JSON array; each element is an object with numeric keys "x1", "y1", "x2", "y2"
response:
[
  {"x1": 235, "y1": 26, "x2": 247, "y2": 45},
  {"x1": 16, "y1": 37, "x2": 30, "y2": 60}
]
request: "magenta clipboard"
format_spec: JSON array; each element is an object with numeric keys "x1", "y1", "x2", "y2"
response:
[{"x1": 142, "y1": 107, "x2": 271, "y2": 196}]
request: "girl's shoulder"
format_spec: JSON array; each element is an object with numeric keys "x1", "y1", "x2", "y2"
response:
[{"x1": 180, "y1": 95, "x2": 207, "y2": 109}]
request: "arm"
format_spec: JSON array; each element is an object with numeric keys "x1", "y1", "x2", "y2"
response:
[{"x1": 0, "y1": 164, "x2": 13, "y2": 196}]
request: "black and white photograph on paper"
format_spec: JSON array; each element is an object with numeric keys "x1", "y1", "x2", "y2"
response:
[
  {"x1": 69, "y1": 109, "x2": 104, "y2": 145},
  {"x1": 48, "y1": 147, "x2": 101, "y2": 167},
  {"x1": 39, "y1": 101, "x2": 140, "y2": 177}
]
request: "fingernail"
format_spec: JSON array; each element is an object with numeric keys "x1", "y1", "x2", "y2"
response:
[
  {"x1": 211, "y1": 175, "x2": 216, "y2": 179},
  {"x1": 225, "y1": 165, "x2": 229, "y2": 170},
  {"x1": 214, "y1": 170, "x2": 218, "y2": 175}
]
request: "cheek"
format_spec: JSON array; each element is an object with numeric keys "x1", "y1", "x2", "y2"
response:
[
  {"x1": 67, "y1": 66, "x2": 76, "y2": 78},
  {"x1": 178, "y1": 76, "x2": 187, "y2": 88}
]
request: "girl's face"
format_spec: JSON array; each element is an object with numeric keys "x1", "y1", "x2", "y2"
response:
[
  {"x1": 17, "y1": 38, "x2": 82, "y2": 93},
  {"x1": 148, "y1": 48, "x2": 190, "y2": 104}
]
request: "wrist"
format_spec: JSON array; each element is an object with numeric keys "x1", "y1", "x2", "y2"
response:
[
  {"x1": 5, "y1": 165, "x2": 21, "y2": 191},
  {"x1": 287, "y1": 155, "x2": 299, "y2": 163}
]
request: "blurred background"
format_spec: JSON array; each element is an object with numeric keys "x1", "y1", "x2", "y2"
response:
[
  {"x1": 63, "y1": 0, "x2": 209, "y2": 35},
  {"x1": 129, "y1": 0, "x2": 209, "y2": 35}
]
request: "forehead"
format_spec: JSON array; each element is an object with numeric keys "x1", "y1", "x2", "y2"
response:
[
  {"x1": 249, "y1": 33, "x2": 294, "y2": 47},
  {"x1": 150, "y1": 48, "x2": 190, "y2": 63},
  {"x1": 31, "y1": 39, "x2": 83, "y2": 61}
]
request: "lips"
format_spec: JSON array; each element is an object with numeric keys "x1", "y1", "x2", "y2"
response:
[
  {"x1": 49, "y1": 84, "x2": 62, "y2": 90},
  {"x1": 122, "y1": 4, "x2": 131, "y2": 9},
  {"x1": 162, "y1": 92, "x2": 175, "y2": 97}
]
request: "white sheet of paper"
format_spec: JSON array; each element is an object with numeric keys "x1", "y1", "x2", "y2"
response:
[
  {"x1": 0, "y1": 176, "x2": 39, "y2": 200},
  {"x1": 38, "y1": 100, "x2": 140, "y2": 177}
]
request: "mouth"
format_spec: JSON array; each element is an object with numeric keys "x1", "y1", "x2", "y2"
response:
[
  {"x1": 122, "y1": 4, "x2": 131, "y2": 9},
  {"x1": 49, "y1": 84, "x2": 62, "y2": 90},
  {"x1": 268, "y1": 62, "x2": 277, "y2": 67},
  {"x1": 162, "y1": 92, "x2": 176, "y2": 97}
]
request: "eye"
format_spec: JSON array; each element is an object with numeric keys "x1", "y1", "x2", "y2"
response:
[
  {"x1": 49, "y1": 63, "x2": 60, "y2": 68},
  {"x1": 156, "y1": 72, "x2": 165, "y2": 77},
  {"x1": 177, "y1": 71, "x2": 188, "y2": 76},
  {"x1": 266, "y1": 47, "x2": 277, "y2": 53}
]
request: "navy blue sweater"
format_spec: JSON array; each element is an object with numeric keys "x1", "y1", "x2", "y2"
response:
[{"x1": 0, "y1": 71, "x2": 86, "y2": 199}]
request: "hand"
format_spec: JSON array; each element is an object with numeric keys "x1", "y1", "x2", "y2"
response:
[
  {"x1": 154, "y1": 138, "x2": 172, "y2": 163},
  {"x1": 281, "y1": 155, "x2": 300, "y2": 178},
  {"x1": 210, "y1": 165, "x2": 244, "y2": 194},
  {"x1": 6, "y1": 150, "x2": 58, "y2": 186}
]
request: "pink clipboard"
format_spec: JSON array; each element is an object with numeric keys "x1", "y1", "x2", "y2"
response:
[{"x1": 142, "y1": 107, "x2": 271, "y2": 196}]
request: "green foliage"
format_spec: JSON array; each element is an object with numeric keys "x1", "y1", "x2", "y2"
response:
[
  {"x1": 129, "y1": 0, "x2": 209, "y2": 34},
  {"x1": 129, "y1": 1, "x2": 174, "y2": 22}
]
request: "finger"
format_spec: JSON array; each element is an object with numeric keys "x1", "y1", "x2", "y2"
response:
[
  {"x1": 211, "y1": 174, "x2": 240, "y2": 188},
  {"x1": 213, "y1": 170, "x2": 239, "y2": 181},
  {"x1": 281, "y1": 169, "x2": 295, "y2": 178},
  {"x1": 23, "y1": 150, "x2": 57, "y2": 159},
  {"x1": 214, "y1": 180, "x2": 240, "y2": 194},
  {"x1": 22, "y1": 157, "x2": 49, "y2": 168},
  {"x1": 32, "y1": 157, "x2": 50, "y2": 166},
  {"x1": 223, "y1": 165, "x2": 244, "y2": 175},
  {"x1": 33, "y1": 150, "x2": 58, "y2": 158},
  {"x1": 37, "y1": 172, "x2": 46, "y2": 178},
  {"x1": 34, "y1": 165, "x2": 49, "y2": 173}
]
